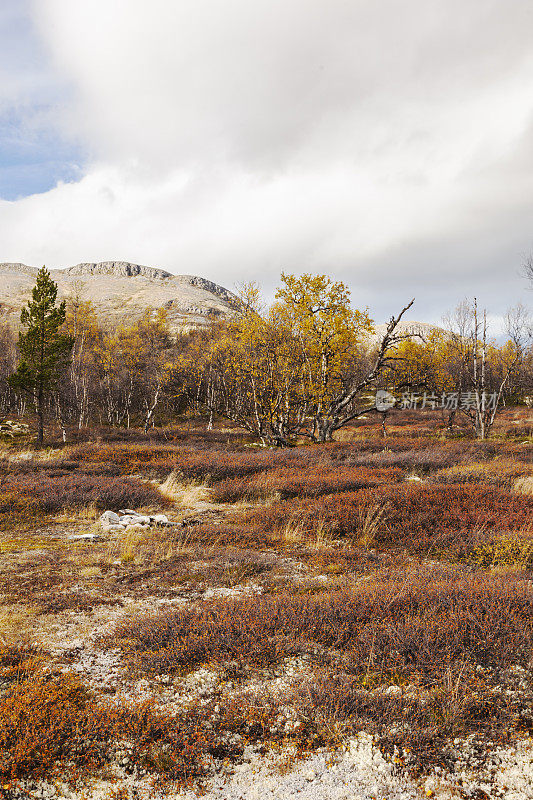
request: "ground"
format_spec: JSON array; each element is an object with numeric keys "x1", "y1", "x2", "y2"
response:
[{"x1": 1, "y1": 407, "x2": 533, "y2": 799}]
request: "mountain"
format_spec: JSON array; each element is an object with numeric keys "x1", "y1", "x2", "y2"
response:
[
  {"x1": 372, "y1": 320, "x2": 447, "y2": 342},
  {"x1": 0, "y1": 261, "x2": 238, "y2": 331}
]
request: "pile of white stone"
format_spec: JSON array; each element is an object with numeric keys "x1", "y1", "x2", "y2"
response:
[
  {"x1": 0, "y1": 419, "x2": 30, "y2": 438},
  {"x1": 100, "y1": 509, "x2": 172, "y2": 533}
]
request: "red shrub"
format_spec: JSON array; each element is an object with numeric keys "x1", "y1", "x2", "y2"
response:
[
  {"x1": 114, "y1": 567, "x2": 533, "y2": 676},
  {"x1": 0, "y1": 473, "x2": 166, "y2": 512},
  {"x1": 212, "y1": 466, "x2": 403, "y2": 502},
  {"x1": 247, "y1": 483, "x2": 533, "y2": 551}
]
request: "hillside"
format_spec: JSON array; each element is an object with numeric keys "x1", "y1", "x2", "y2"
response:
[{"x1": 0, "y1": 261, "x2": 238, "y2": 331}]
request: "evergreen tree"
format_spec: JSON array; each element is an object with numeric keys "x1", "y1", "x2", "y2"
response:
[{"x1": 9, "y1": 267, "x2": 74, "y2": 445}]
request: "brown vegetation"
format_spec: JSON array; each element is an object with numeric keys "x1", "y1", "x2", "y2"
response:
[{"x1": 0, "y1": 410, "x2": 533, "y2": 792}]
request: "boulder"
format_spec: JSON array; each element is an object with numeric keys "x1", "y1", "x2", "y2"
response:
[
  {"x1": 134, "y1": 515, "x2": 151, "y2": 525},
  {"x1": 153, "y1": 513, "x2": 170, "y2": 525},
  {"x1": 100, "y1": 510, "x2": 120, "y2": 526}
]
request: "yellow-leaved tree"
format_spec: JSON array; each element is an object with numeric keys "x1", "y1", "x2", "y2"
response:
[
  {"x1": 274, "y1": 273, "x2": 413, "y2": 441},
  {"x1": 196, "y1": 274, "x2": 414, "y2": 444}
]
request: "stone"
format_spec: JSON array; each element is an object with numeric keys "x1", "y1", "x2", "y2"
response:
[
  {"x1": 68, "y1": 533, "x2": 99, "y2": 541},
  {"x1": 100, "y1": 510, "x2": 120, "y2": 526},
  {"x1": 134, "y1": 514, "x2": 151, "y2": 525},
  {"x1": 153, "y1": 513, "x2": 170, "y2": 525}
]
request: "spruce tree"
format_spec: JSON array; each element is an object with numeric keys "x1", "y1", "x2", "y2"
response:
[{"x1": 9, "y1": 267, "x2": 74, "y2": 445}]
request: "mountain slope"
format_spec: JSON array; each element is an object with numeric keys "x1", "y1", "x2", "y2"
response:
[{"x1": 0, "y1": 261, "x2": 237, "y2": 331}]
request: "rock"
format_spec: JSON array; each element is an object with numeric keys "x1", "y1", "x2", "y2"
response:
[
  {"x1": 68, "y1": 533, "x2": 99, "y2": 541},
  {"x1": 383, "y1": 685, "x2": 402, "y2": 696},
  {"x1": 153, "y1": 513, "x2": 170, "y2": 525},
  {"x1": 100, "y1": 510, "x2": 120, "y2": 526},
  {"x1": 119, "y1": 509, "x2": 137, "y2": 516},
  {"x1": 134, "y1": 514, "x2": 151, "y2": 525}
]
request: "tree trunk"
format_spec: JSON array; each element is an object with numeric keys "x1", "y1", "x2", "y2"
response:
[
  {"x1": 316, "y1": 417, "x2": 335, "y2": 442},
  {"x1": 144, "y1": 386, "x2": 161, "y2": 434},
  {"x1": 56, "y1": 395, "x2": 67, "y2": 443},
  {"x1": 37, "y1": 385, "x2": 44, "y2": 446}
]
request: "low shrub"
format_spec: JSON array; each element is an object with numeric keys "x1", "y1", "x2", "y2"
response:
[
  {"x1": 461, "y1": 530, "x2": 533, "y2": 570},
  {"x1": 0, "y1": 474, "x2": 166, "y2": 513},
  {"x1": 114, "y1": 567, "x2": 533, "y2": 678},
  {"x1": 212, "y1": 466, "x2": 402, "y2": 503},
  {"x1": 0, "y1": 667, "x2": 234, "y2": 784},
  {"x1": 432, "y1": 460, "x2": 533, "y2": 488},
  {"x1": 246, "y1": 483, "x2": 533, "y2": 552}
]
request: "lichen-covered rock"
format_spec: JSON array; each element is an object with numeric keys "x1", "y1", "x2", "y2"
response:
[{"x1": 100, "y1": 510, "x2": 120, "y2": 527}]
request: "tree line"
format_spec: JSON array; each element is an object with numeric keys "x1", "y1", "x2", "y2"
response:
[{"x1": 1, "y1": 267, "x2": 531, "y2": 444}]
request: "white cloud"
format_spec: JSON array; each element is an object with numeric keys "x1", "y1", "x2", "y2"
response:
[{"x1": 1, "y1": 0, "x2": 533, "y2": 321}]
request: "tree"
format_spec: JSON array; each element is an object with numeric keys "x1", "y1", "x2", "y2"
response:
[
  {"x1": 195, "y1": 274, "x2": 414, "y2": 444},
  {"x1": 441, "y1": 299, "x2": 528, "y2": 438},
  {"x1": 64, "y1": 296, "x2": 102, "y2": 430},
  {"x1": 192, "y1": 284, "x2": 304, "y2": 445},
  {"x1": 274, "y1": 273, "x2": 414, "y2": 441},
  {"x1": 9, "y1": 267, "x2": 74, "y2": 445},
  {"x1": 0, "y1": 307, "x2": 17, "y2": 418}
]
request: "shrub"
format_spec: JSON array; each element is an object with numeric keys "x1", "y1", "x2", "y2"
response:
[
  {"x1": 212, "y1": 466, "x2": 402, "y2": 503},
  {"x1": 432, "y1": 460, "x2": 533, "y2": 488},
  {"x1": 246, "y1": 483, "x2": 533, "y2": 552},
  {"x1": 113, "y1": 567, "x2": 533, "y2": 678},
  {"x1": 0, "y1": 474, "x2": 166, "y2": 513},
  {"x1": 0, "y1": 667, "x2": 233, "y2": 784},
  {"x1": 464, "y1": 530, "x2": 533, "y2": 570}
]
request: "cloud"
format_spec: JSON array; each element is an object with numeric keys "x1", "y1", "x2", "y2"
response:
[{"x1": 1, "y1": 0, "x2": 533, "y2": 326}]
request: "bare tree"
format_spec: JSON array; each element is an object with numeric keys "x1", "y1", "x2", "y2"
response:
[{"x1": 443, "y1": 299, "x2": 530, "y2": 438}]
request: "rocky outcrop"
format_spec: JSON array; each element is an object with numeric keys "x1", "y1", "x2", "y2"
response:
[
  {"x1": 371, "y1": 320, "x2": 446, "y2": 343},
  {"x1": 0, "y1": 262, "x2": 38, "y2": 276},
  {"x1": 64, "y1": 261, "x2": 175, "y2": 280}
]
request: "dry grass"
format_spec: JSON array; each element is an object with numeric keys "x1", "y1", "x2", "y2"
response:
[
  {"x1": 513, "y1": 475, "x2": 533, "y2": 495},
  {"x1": 159, "y1": 472, "x2": 212, "y2": 508},
  {"x1": 355, "y1": 503, "x2": 388, "y2": 549},
  {"x1": 0, "y1": 606, "x2": 38, "y2": 647}
]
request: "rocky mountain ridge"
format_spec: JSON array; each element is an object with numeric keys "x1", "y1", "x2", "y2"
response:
[{"x1": 0, "y1": 261, "x2": 238, "y2": 331}]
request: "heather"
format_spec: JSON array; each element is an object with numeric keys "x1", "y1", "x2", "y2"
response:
[{"x1": 0, "y1": 410, "x2": 533, "y2": 795}]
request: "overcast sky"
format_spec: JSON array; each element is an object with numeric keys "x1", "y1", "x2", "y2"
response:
[{"x1": 1, "y1": 0, "x2": 532, "y2": 327}]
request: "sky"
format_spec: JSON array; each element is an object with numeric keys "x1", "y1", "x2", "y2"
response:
[{"x1": 0, "y1": 0, "x2": 532, "y2": 328}]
